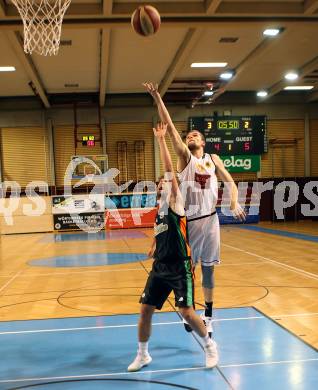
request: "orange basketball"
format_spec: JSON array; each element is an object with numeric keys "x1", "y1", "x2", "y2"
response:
[{"x1": 131, "y1": 5, "x2": 161, "y2": 37}]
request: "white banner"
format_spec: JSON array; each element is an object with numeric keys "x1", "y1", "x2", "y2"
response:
[{"x1": 52, "y1": 194, "x2": 104, "y2": 215}]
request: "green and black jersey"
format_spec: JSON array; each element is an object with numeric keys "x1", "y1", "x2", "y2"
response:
[
  {"x1": 153, "y1": 204, "x2": 192, "y2": 277},
  {"x1": 154, "y1": 205, "x2": 191, "y2": 261}
]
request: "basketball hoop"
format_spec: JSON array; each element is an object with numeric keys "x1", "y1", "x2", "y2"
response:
[{"x1": 11, "y1": 0, "x2": 72, "y2": 56}]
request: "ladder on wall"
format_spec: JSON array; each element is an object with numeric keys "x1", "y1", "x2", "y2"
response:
[
  {"x1": 117, "y1": 141, "x2": 128, "y2": 186},
  {"x1": 135, "y1": 140, "x2": 146, "y2": 182}
]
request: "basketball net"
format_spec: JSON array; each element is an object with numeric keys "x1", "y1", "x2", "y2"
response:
[{"x1": 11, "y1": 0, "x2": 72, "y2": 56}]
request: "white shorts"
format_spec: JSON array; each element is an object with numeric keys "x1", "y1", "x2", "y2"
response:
[{"x1": 187, "y1": 212, "x2": 220, "y2": 266}]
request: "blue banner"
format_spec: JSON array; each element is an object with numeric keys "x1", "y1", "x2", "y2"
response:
[
  {"x1": 217, "y1": 205, "x2": 260, "y2": 224},
  {"x1": 105, "y1": 193, "x2": 157, "y2": 209}
]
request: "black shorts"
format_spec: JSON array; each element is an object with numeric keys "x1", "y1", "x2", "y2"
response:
[{"x1": 140, "y1": 261, "x2": 194, "y2": 310}]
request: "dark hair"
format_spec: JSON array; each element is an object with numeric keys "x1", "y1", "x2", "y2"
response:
[{"x1": 186, "y1": 130, "x2": 205, "y2": 142}]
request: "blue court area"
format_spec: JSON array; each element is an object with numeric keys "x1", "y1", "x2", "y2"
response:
[
  {"x1": 237, "y1": 225, "x2": 318, "y2": 243},
  {"x1": 28, "y1": 253, "x2": 148, "y2": 267},
  {"x1": 39, "y1": 231, "x2": 147, "y2": 243},
  {"x1": 0, "y1": 307, "x2": 317, "y2": 389}
]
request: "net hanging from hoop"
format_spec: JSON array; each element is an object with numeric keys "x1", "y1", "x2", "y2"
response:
[{"x1": 11, "y1": 0, "x2": 72, "y2": 56}]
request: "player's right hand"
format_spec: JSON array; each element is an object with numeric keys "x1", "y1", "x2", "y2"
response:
[
  {"x1": 142, "y1": 82, "x2": 159, "y2": 98},
  {"x1": 231, "y1": 204, "x2": 247, "y2": 221}
]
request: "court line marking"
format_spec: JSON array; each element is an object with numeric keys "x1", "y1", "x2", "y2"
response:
[
  {"x1": 224, "y1": 244, "x2": 318, "y2": 282},
  {"x1": 0, "y1": 268, "x2": 145, "y2": 278},
  {"x1": 4, "y1": 312, "x2": 318, "y2": 335},
  {"x1": 219, "y1": 262, "x2": 265, "y2": 267},
  {"x1": 0, "y1": 262, "x2": 264, "y2": 278},
  {"x1": 1, "y1": 358, "x2": 318, "y2": 384},
  {"x1": 0, "y1": 271, "x2": 22, "y2": 294},
  {"x1": 272, "y1": 312, "x2": 318, "y2": 318},
  {"x1": 220, "y1": 357, "x2": 318, "y2": 368}
]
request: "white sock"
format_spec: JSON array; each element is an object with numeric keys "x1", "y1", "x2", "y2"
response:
[
  {"x1": 138, "y1": 341, "x2": 148, "y2": 355},
  {"x1": 201, "y1": 334, "x2": 212, "y2": 347}
]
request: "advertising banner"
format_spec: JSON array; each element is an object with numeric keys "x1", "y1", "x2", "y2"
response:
[
  {"x1": 52, "y1": 195, "x2": 104, "y2": 215},
  {"x1": 105, "y1": 208, "x2": 157, "y2": 229},
  {"x1": 217, "y1": 205, "x2": 260, "y2": 224},
  {"x1": 53, "y1": 212, "x2": 105, "y2": 231},
  {"x1": 220, "y1": 155, "x2": 261, "y2": 172},
  {"x1": 105, "y1": 193, "x2": 157, "y2": 210}
]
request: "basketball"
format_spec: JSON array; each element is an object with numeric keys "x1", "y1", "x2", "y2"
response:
[{"x1": 131, "y1": 5, "x2": 161, "y2": 37}]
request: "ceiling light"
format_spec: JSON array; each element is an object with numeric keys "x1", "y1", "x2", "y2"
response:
[
  {"x1": 263, "y1": 29, "x2": 281, "y2": 37},
  {"x1": 284, "y1": 86, "x2": 314, "y2": 90},
  {"x1": 204, "y1": 91, "x2": 214, "y2": 96},
  {"x1": 0, "y1": 66, "x2": 16, "y2": 72},
  {"x1": 285, "y1": 72, "x2": 299, "y2": 81},
  {"x1": 191, "y1": 62, "x2": 228, "y2": 68},
  {"x1": 257, "y1": 90, "x2": 268, "y2": 97},
  {"x1": 220, "y1": 71, "x2": 234, "y2": 80}
]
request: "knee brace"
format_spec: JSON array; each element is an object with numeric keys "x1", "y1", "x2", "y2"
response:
[{"x1": 201, "y1": 265, "x2": 215, "y2": 289}]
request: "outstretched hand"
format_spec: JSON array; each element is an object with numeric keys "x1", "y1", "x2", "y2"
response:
[
  {"x1": 143, "y1": 82, "x2": 159, "y2": 99},
  {"x1": 153, "y1": 122, "x2": 167, "y2": 139}
]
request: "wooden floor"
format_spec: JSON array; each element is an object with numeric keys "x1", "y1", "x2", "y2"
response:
[{"x1": 0, "y1": 221, "x2": 317, "y2": 349}]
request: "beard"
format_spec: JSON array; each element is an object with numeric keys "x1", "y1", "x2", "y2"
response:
[{"x1": 187, "y1": 141, "x2": 200, "y2": 151}]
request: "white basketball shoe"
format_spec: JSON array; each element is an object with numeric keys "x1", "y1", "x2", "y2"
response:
[
  {"x1": 127, "y1": 352, "x2": 152, "y2": 372},
  {"x1": 204, "y1": 339, "x2": 219, "y2": 368}
]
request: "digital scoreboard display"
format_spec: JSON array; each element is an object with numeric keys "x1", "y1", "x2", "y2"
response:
[
  {"x1": 82, "y1": 135, "x2": 95, "y2": 147},
  {"x1": 188, "y1": 116, "x2": 267, "y2": 155}
]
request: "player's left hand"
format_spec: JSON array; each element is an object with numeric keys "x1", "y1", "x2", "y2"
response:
[
  {"x1": 147, "y1": 247, "x2": 155, "y2": 258},
  {"x1": 231, "y1": 203, "x2": 247, "y2": 221}
]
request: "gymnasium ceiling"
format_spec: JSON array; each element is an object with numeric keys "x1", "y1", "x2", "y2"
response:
[{"x1": 0, "y1": 0, "x2": 318, "y2": 108}]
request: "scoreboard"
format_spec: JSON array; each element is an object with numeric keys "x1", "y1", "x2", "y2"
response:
[
  {"x1": 82, "y1": 135, "x2": 95, "y2": 147},
  {"x1": 188, "y1": 116, "x2": 267, "y2": 155}
]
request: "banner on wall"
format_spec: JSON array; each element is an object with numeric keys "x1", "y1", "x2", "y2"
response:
[
  {"x1": 52, "y1": 195, "x2": 104, "y2": 214},
  {"x1": 105, "y1": 208, "x2": 157, "y2": 229},
  {"x1": 105, "y1": 193, "x2": 157, "y2": 210},
  {"x1": 217, "y1": 205, "x2": 259, "y2": 224},
  {"x1": 53, "y1": 212, "x2": 105, "y2": 231},
  {"x1": 220, "y1": 155, "x2": 261, "y2": 172}
]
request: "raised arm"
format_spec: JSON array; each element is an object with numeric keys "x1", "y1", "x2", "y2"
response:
[
  {"x1": 153, "y1": 122, "x2": 179, "y2": 199},
  {"x1": 143, "y1": 82, "x2": 190, "y2": 166},
  {"x1": 212, "y1": 154, "x2": 246, "y2": 221},
  {"x1": 153, "y1": 122, "x2": 185, "y2": 216}
]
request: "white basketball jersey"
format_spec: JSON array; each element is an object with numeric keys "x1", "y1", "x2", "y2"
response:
[{"x1": 178, "y1": 153, "x2": 218, "y2": 219}]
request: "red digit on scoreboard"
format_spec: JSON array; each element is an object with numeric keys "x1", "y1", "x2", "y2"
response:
[
  {"x1": 214, "y1": 143, "x2": 220, "y2": 151},
  {"x1": 244, "y1": 142, "x2": 250, "y2": 151}
]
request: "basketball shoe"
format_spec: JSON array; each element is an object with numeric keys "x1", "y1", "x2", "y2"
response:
[
  {"x1": 204, "y1": 339, "x2": 219, "y2": 368},
  {"x1": 127, "y1": 352, "x2": 152, "y2": 372}
]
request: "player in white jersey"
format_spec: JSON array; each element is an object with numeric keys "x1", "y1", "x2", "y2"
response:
[
  {"x1": 178, "y1": 151, "x2": 220, "y2": 268},
  {"x1": 143, "y1": 82, "x2": 246, "y2": 338}
]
